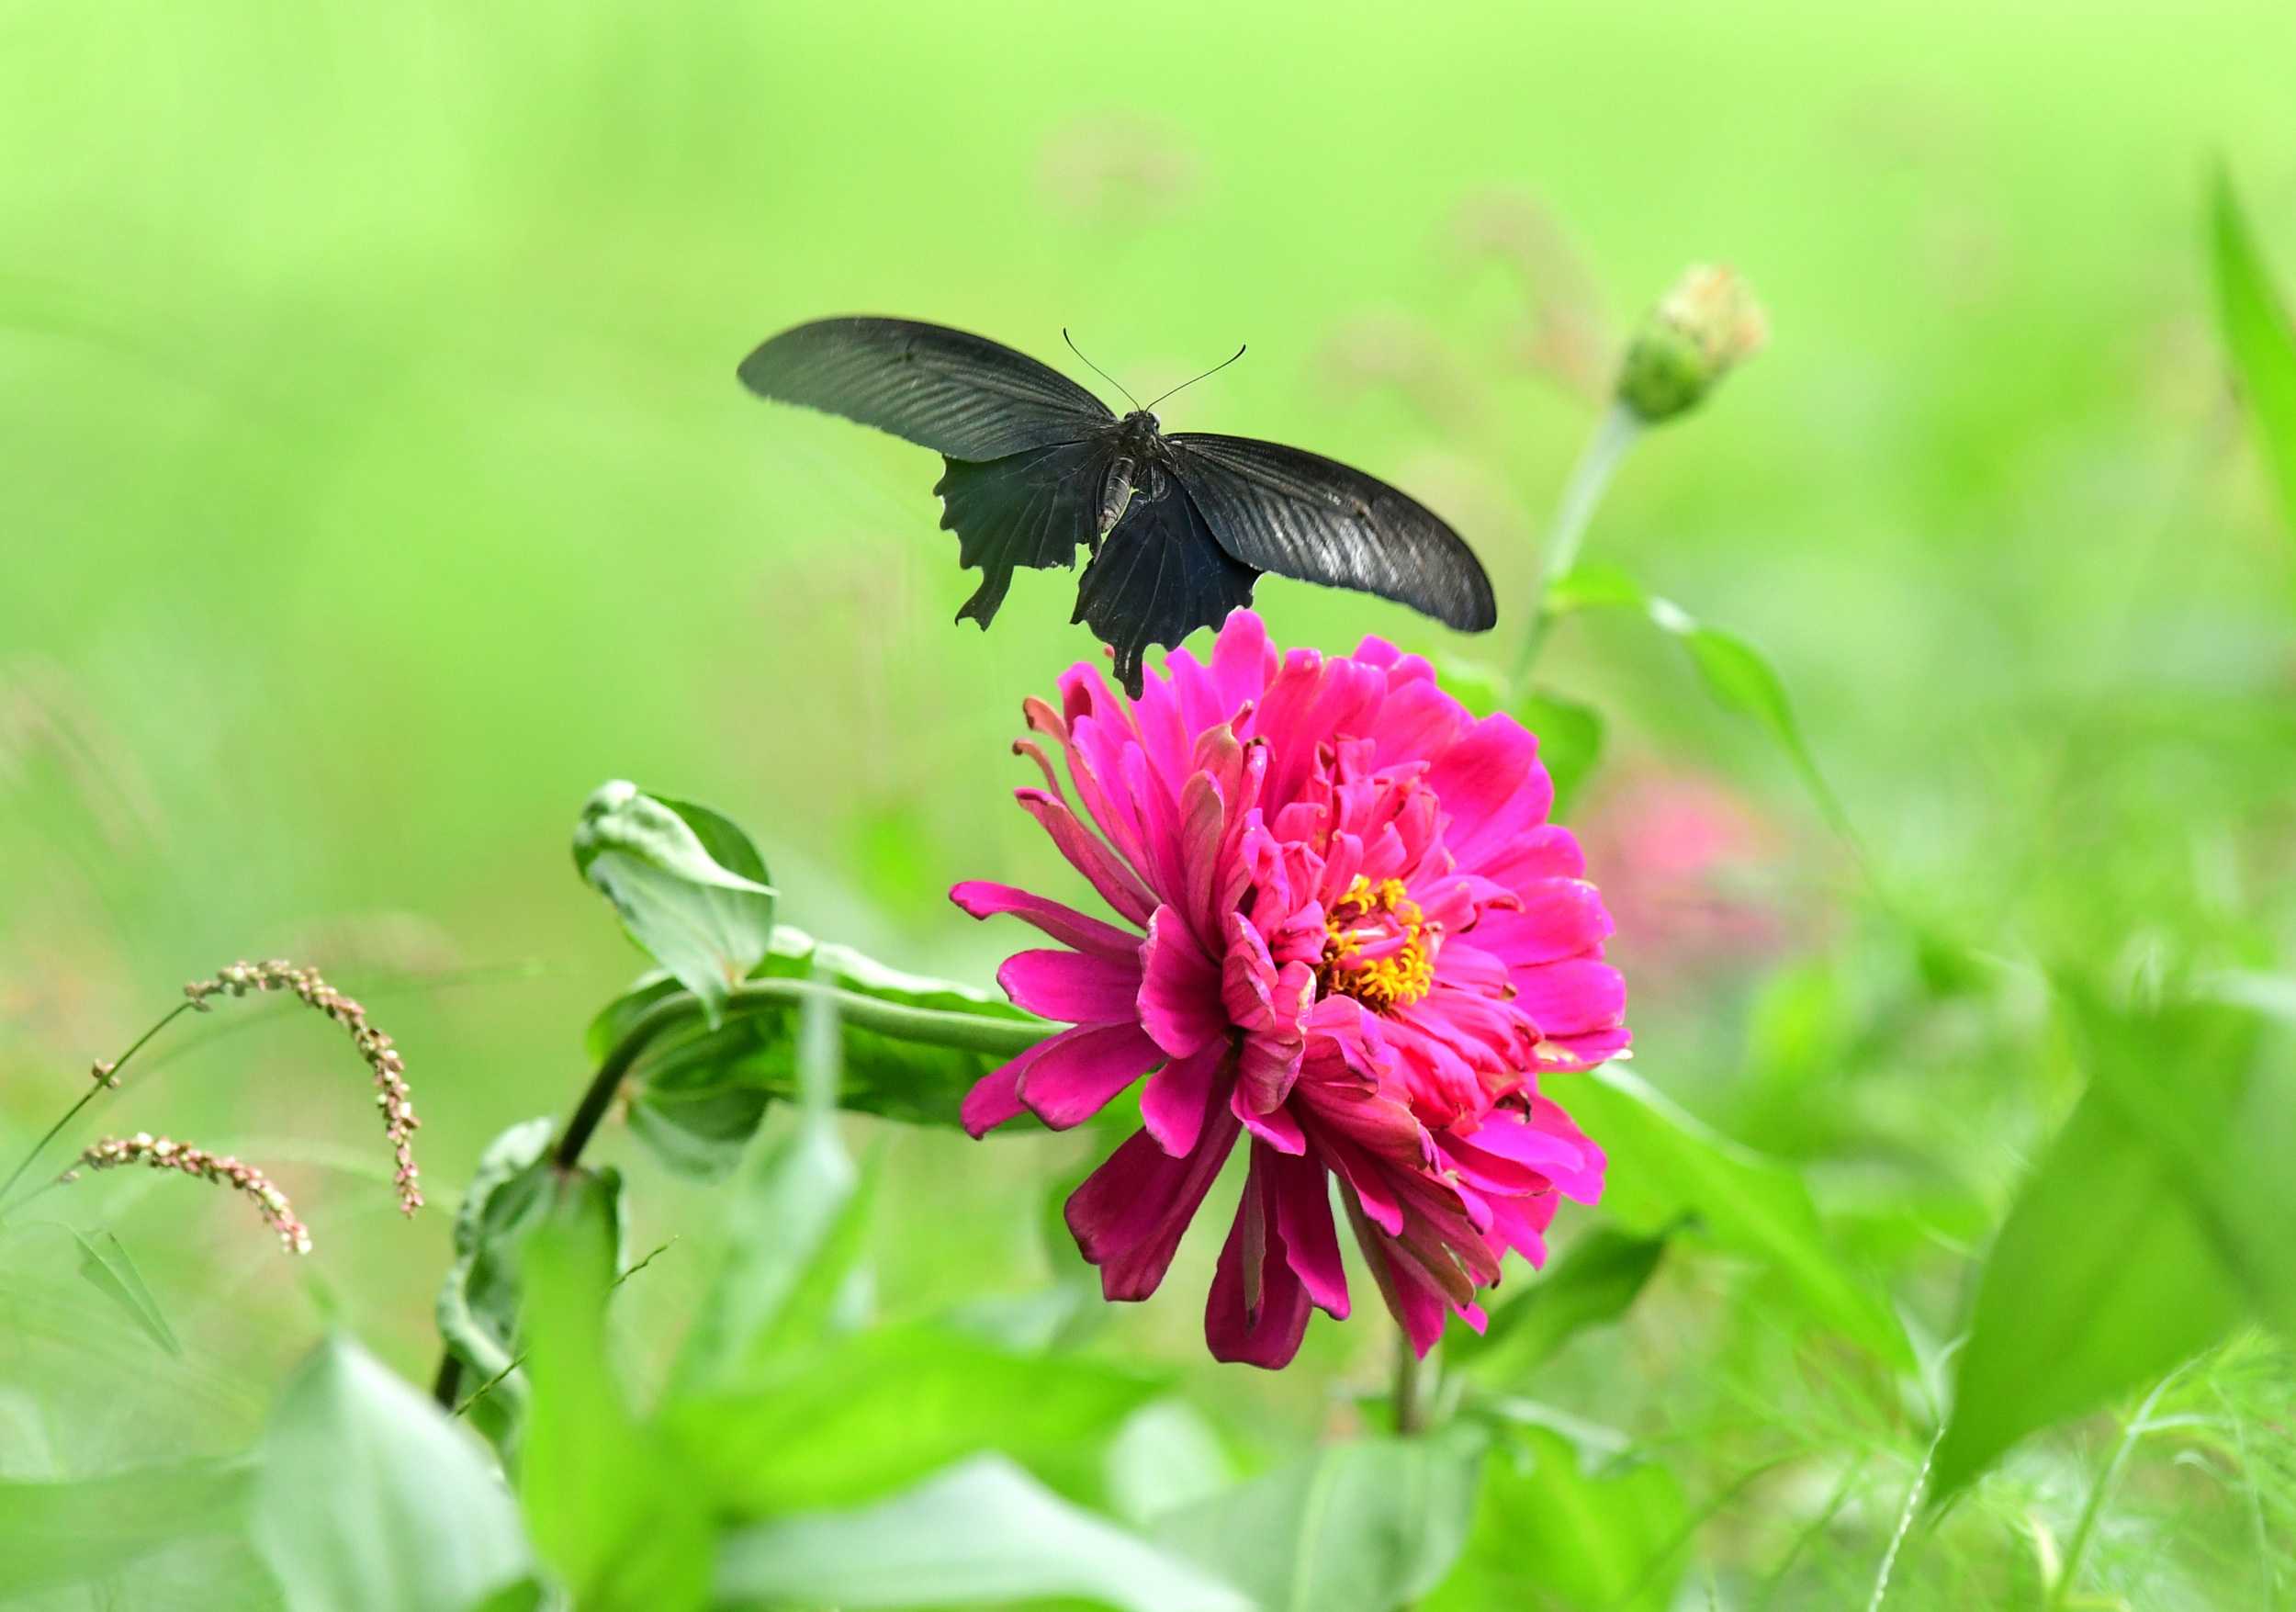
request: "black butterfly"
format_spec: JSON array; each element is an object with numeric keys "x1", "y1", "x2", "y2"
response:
[{"x1": 737, "y1": 316, "x2": 1496, "y2": 695}]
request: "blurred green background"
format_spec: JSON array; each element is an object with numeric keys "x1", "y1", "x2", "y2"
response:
[{"x1": 6, "y1": 1, "x2": 2296, "y2": 1606}]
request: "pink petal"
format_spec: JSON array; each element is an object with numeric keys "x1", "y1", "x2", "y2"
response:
[
  {"x1": 1015, "y1": 788, "x2": 1159, "y2": 928},
  {"x1": 1266, "y1": 1146, "x2": 1348, "y2": 1318},
  {"x1": 1142, "y1": 1042, "x2": 1227, "y2": 1156},
  {"x1": 950, "y1": 881, "x2": 1141, "y2": 960},
  {"x1": 1514, "y1": 958, "x2": 1627, "y2": 1038},
  {"x1": 1138, "y1": 906, "x2": 1226, "y2": 1057},
  {"x1": 1232, "y1": 1085, "x2": 1306, "y2": 1155},
  {"x1": 1469, "y1": 880, "x2": 1614, "y2": 966},
  {"x1": 1066, "y1": 1110, "x2": 1242, "y2": 1300},
  {"x1": 1540, "y1": 1024, "x2": 1633, "y2": 1070},
  {"x1": 961, "y1": 1036, "x2": 1053, "y2": 1138},
  {"x1": 1205, "y1": 1152, "x2": 1314, "y2": 1368},
  {"x1": 1210, "y1": 610, "x2": 1275, "y2": 716},
  {"x1": 1017, "y1": 1023, "x2": 1162, "y2": 1130},
  {"x1": 997, "y1": 949, "x2": 1142, "y2": 1024}
]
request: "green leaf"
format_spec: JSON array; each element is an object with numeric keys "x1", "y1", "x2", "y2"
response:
[
  {"x1": 716, "y1": 1455, "x2": 1252, "y2": 1612},
  {"x1": 1452, "y1": 1224, "x2": 1670, "y2": 1385},
  {"x1": 1544, "y1": 567, "x2": 1856, "y2": 840},
  {"x1": 433, "y1": 1116, "x2": 606, "y2": 1450},
  {"x1": 249, "y1": 1335, "x2": 535, "y2": 1612},
  {"x1": 588, "y1": 926, "x2": 1041, "y2": 1173},
  {"x1": 73, "y1": 1227, "x2": 182, "y2": 1358},
  {"x1": 573, "y1": 781, "x2": 776, "y2": 1026},
  {"x1": 1568, "y1": 1067, "x2": 1913, "y2": 1367},
  {"x1": 1515, "y1": 689, "x2": 1605, "y2": 817},
  {"x1": 1930, "y1": 990, "x2": 2283, "y2": 1500},
  {"x1": 1428, "y1": 1426, "x2": 1687, "y2": 1612},
  {"x1": 0, "y1": 1458, "x2": 253, "y2": 1599},
  {"x1": 519, "y1": 1179, "x2": 710, "y2": 1612},
  {"x1": 2212, "y1": 166, "x2": 2296, "y2": 547},
  {"x1": 1154, "y1": 1431, "x2": 1485, "y2": 1612},
  {"x1": 669, "y1": 1112, "x2": 870, "y2": 1393},
  {"x1": 670, "y1": 1323, "x2": 1164, "y2": 1515}
]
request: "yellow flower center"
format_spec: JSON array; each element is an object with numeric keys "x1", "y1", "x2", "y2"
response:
[{"x1": 1316, "y1": 875, "x2": 1435, "y2": 1011}]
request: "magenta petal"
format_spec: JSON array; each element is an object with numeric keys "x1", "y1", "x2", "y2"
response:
[
  {"x1": 1514, "y1": 957, "x2": 1627, "y2": 1038},
  {"x1": 1367, "y1": 1236, "x2": 1450, "y2": 1358},
  {"x1": 1067, "y1": 1110, "x2": 1242, "y2": 1300},
  {"x1": 1014, "y1": 788, "x2": 1160, "y2": 928},
  {"x1": 1018, "y1": 1023, "x2": 1161, "y2": 1130},
  {"x1": 1142, "y1": 1042, "x2": 1226, "y2": 1156},
  {"x1": 950, "y1": 880, "x2": 1140, "y2": 959},
  {"x1": 997, "y1": 947, "x2": 1142, "y2": 1024},
  {"x1": 1205, "y1": 1154, "x2": 1314, "y2": 1368},
  {"x1": 1266, "y1": 1147, "x2": 1349, "y2": 1318},
  {"x1": 1232, "y1": 1085, "x2": 1307, "y2": 1155},
  {"x1": 1138, "y1": 906, "x2": 1226, "y2": 1057},
  {"x1": 960, "y1": 1040, "x2": 1042, "y2": 1138},
  {"x1": 1542, "y1": 1024, "x2": 1633, "y2": 1070}
]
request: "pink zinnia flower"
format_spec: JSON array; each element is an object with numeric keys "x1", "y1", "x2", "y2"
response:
[{"x1": 957, "y1": 613, "x2": 1628, "y2": 1368}]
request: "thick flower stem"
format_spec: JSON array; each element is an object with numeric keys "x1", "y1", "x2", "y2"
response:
[
  {"x1": 1392, "y1": 1330, "x2": 1429, "y2": 1437},
  {"x1": 1510, "y1": 402, "x2": 1643, "y2": 694},
  {"x1": 550, "y1": 977, "x2": 1055, "y2": 1169}
]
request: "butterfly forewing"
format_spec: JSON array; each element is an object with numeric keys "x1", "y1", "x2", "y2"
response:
[
  {"x1": 1169, "y1": 434, "x2": 1496, "y2": 632},
  {"x1": 933, "y1": 439, "x2": 1114, "y2": 627},
  {"x1": 1072, "y1": 476, "x2": 1259, "y2": 696},
  {"x1": 738, "y1": 317, "x2": 1114, "y2": 461}
]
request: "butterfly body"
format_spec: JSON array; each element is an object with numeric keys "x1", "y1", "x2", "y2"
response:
[{"x1": 739, "y1": 316, "x2": 1495, "y2": 693}]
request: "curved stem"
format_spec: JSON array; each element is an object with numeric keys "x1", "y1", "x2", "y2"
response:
[
  {"x1": 551, "y1": 978, "x2": 1054, "y2": 1169},
  {"x1": 1510, "y1": 403, "x2": 1643, "y2": 694},
  {"x1": 0, "y1": 1002, "x2": 194, "y2": 1218},
  {"x1": 2045, "y1": 1361, "x2": 2191, "y2": 1612}
]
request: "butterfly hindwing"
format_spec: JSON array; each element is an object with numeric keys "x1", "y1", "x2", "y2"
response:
[
  {"x1": 1168, "y1": 433, "x2": 1496, "y2": 632},
  {"x1": 933, "y1": 438, "x2": 1115, "y2": 627},
  {"x1": 738, "y1": 317, "x2": 1114, "y2": 460},
  {"x1": 1073, "y1": 469, "x2": 1260, "y2": 696}
]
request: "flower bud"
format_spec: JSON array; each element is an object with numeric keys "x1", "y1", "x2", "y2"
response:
[{"x1": 1616, "y1": 265, "x2": 1768, "y2": 423}]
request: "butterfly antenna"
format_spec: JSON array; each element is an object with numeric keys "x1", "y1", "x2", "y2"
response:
[
  {"x1": 1064, "y1": 328, "x2": 1143, "y2": 411},
  {"x1": 1145, "y1": 343, "x2": 1248, "y2": 412}
]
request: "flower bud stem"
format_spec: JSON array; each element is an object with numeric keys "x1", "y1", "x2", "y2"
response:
[
  {"x1": 1511, "y1": 402, "x2": 1643, "y2": 694},
  {"x1": 550, "y1": 977, "x2": 1054, "y2": 1170}
]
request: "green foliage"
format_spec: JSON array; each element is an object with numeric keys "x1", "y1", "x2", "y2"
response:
[
  {"x1": 518, "y1": 1178, "x2": 710, "y2": 1611},
  {"x1": 1547, "y1": 563, "x2": 1855, "y2": 840},
  {"x1": 1451, "y1": 1224, "x2": 1671, "y2": 1385},
  {"x1": 1570, "y1": 1066, "x2": 1914, "y2": 1367},
  {"x1": 0, "y1": 1458, "x2": 253, "y2": 1601},
  {"x1": 1155, "y1": 1431, "x2": 1486, "y2": 1612},
  {"x1": 573, "y1": 781, "x2": 778, "y2": 1027},
  {"x1": 1933, "y1": 991, "x2": 2293, "y2": 1499},
  {"x1": 248, "y1": 1336, "x2": 535, "y2": 1612},
  {"x1": 2212, "y1": 167, "x2": 2296, "y2": 549},
  {"x1": 673, "y1": 1323, "x2": 1165, "y2": 1513},
  {"x1": 432, "y1": 1116, "x2": 565, "y2": 1447},
  {"x1": 716, "y1": 1455, "x2": 1254, "y2": 1612},
  {"x1": 588, "y1": 925, "x2": 1041, "y2": 1176},
  {"x1": 71, "y1": 1227, "x2": 182, "y2": 1358},
  {"x1": 1430, "y1": 1426, "x2": 1688, "y2": 1612}
]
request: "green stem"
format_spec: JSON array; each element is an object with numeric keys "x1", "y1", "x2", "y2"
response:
[
  {"x1": 1392, "y1": 1331, "x2": 1428, "y2": 1436},
  {"x1": 0, "y1": 1001, "x2": 194, "y2": 1219},
  {"x1": 550, "y1": 978, "x2": 1053, "y2": 1169},
  {"x1": 2045, "y1": 1362, "x2": 2190, "y2": 1612},
  {"x1": 429, "y1": 975, "x2": 1057, "y2": 1407},
  {"x1": 1510, "y1": 402, "x2": 1644, "y2": 694}
]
